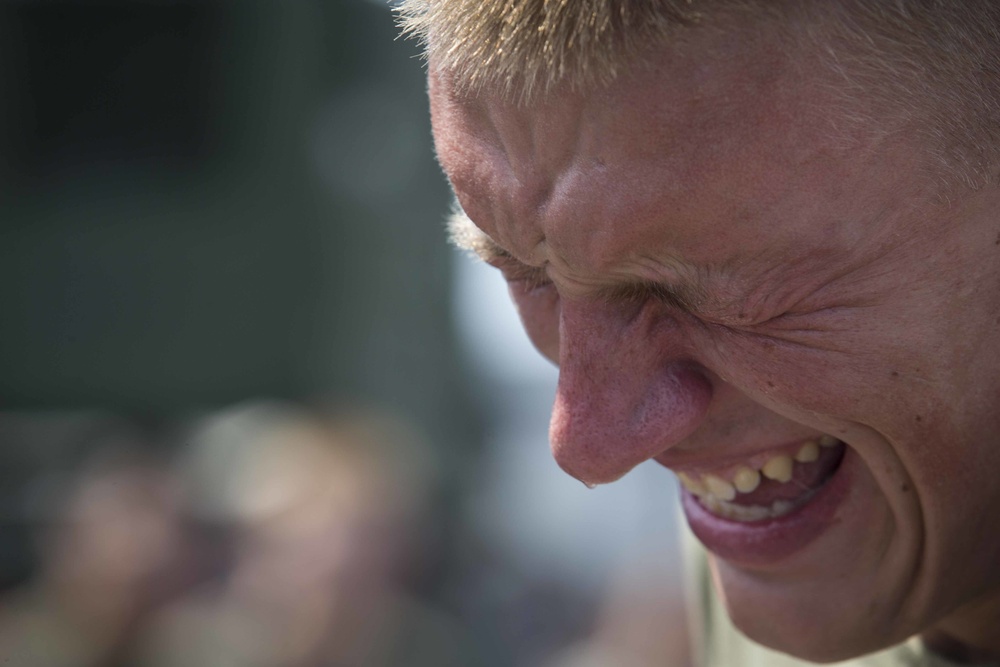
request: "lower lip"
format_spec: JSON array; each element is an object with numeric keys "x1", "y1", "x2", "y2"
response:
[{"x1": 680, "y1": 447, "x2": 855, "y2": 569}]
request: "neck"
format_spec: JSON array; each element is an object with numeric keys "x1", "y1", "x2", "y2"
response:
[
  {"x1": 922, "y1": 596, "x2": 1000, "y2": 664},
  {"x1": 923, "y1": 630, "x2": 998, "y2": 664}
]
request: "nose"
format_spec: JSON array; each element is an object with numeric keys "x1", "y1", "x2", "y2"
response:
[{"x1": 549, "y1": 297, "x2": 714, "y2": 485}]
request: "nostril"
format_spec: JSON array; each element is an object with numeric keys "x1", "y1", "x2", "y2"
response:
[{"x1": 549, "y1": 362, "x2": 714, "y2": 485}]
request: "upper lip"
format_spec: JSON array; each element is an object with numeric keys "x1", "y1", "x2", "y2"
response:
[{"x1": 655, "y1": 435, "x2": 835, "y2": 475}]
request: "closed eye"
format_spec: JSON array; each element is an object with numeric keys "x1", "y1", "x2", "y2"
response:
[
  {"x1": 491, "y1": 255, "x2": 552, "y2": 290},
  {"x1": 447, "y1": 207, "x2": 552, "y2": 289}
]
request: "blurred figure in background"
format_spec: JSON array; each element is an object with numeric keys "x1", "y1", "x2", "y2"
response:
[
  {"x1": 0, "y1": 434, "x2": 187, "y2": 667},
  {"x1": 139, "y1": 401, "x2": 476, "y2": 667},
  {"x1": 542, "y1": 558, "x2": 692, "y2": 667}
]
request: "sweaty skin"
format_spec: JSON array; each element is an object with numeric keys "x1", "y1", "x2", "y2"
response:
[{"x1": 429, "y1": 23, "x2": 1000, "y2": 664}]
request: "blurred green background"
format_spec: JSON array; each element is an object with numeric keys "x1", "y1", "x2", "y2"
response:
[{"x1": 0, "y1": 1, "x2": 473, "y2": 432}]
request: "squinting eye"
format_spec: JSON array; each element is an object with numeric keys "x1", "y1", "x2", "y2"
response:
[{"x1": 490, "y1": 257, "x2": 552, "y2": 292}]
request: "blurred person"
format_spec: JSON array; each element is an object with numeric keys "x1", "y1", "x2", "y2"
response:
[
  {"x1": 139, "y1": 401, "x2": 476, "y2": 667},
  {"x1": 0, "y1": 441, "x2": 186, "y2": 667},
  {"x1": 543, "y1": 559, "x2": 692, "y2": 667},
  {"x1": 400, "y1": 0, "x2": 1000, "y2": 665}
]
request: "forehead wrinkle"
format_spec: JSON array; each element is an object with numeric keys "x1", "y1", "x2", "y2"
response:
[
  {"x1": 441, "y1": 49, "x2": 824, "y2": 323},
  {"x1": 477, "y1": 94, "x2": 593, "y2": 263},
  {"x1": 484, "y1": 91, "x2": 587, "y2": 183},
  {"x1": 451, "y1": 201, "x2": 754, "y2": 324},
  {"x1": 433, "y1": 80, "x2": 541, "y2": 265}
]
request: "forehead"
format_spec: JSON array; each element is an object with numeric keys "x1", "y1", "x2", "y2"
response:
[{"x1": 430, "y1": 25, "x2": 934, "y2": 308}]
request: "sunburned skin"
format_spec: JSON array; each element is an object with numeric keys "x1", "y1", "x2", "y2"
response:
[{"x1": 430, "y1": 20, "x2": 1000, "y2": 664}]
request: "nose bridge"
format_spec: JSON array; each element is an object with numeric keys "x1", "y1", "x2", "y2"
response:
[{"x1": 550, "y1": 298, "x2": 713, "y2": 485}]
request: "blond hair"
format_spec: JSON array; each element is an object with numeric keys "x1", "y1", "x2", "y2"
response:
[
  {"x1": 397, "y1": 0, "x2": 707, "y2": 100},
  {"x1": 398, "y1": 0, "x2": 1000, "y2": 188}
]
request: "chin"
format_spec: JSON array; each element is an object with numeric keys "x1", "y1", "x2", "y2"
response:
[{"x1": 714, "y1": 558, "x2": 914, "y2": 663}]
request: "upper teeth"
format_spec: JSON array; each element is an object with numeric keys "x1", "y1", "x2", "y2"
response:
[
  {"x1": 675, "y1": 436, "x2": 839, "y2": 507},
  {"x1": 732, "y1": 466, "x2": 760, "y2": 493},
  {"x1": 795, "y1": 440, "x2": 820, "y2": 463},
  {"x1": 761, "y1": 454, "x2": 793, "y2": 483}
]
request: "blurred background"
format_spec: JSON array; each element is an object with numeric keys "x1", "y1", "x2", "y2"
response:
[{"x1": 0, "y1": 2, "x2": 689, "y2": 665}]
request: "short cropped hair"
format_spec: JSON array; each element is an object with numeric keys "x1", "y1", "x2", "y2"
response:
[{"x1": 398, "y1": 0, "x2": 1000, "y2": 188}]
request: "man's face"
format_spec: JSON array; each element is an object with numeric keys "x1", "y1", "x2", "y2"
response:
[{"x1": 428, "y1": 25, "x2": 1000, "y2": 661}]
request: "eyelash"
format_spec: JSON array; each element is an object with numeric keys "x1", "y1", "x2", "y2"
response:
[
  {"x1": 487, "y1": 255, "x2": 552, "y2": 291},
  {"x1": 485, "y1": 254, "x2": 698, "y2": 313},
  {"x1": 480, "y1": 252, "x2": 815, "y2": 349}
]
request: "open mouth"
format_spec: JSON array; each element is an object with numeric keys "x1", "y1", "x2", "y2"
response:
[
  {"x1": 675, "y1": 436, "x2": 847, "y2": 523},
  {"x1": 674, "y1": 435, "x2": 854, "y2": 566}
]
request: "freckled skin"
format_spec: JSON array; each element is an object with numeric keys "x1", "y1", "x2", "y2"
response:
[{"x1": 429, "y1": 22, "x2": 1000, "y2": 664}]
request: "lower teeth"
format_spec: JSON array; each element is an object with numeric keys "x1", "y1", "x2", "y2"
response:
[{"x1": 698, "y1": 490, "x2": 817, "y2": 522}]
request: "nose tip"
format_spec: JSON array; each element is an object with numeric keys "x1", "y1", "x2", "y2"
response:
[
  {"x1": 549, "y1": 363, "x2": 713, "y2": 485},
  {"x1": 544, "y1": 293, "x2": 716, "y2": 485}
]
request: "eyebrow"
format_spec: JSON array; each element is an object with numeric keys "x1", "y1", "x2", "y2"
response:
[
  {"x1": 447, "y1": 207, "x2": 511, "y2": 263},
  {"x1": 447, "y1": 207, "x2": 708, "y2": 314}
]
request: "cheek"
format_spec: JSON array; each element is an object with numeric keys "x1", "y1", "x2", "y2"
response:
[{"x1": 509, "y1": 282, "x2": 561, "y2": 364}]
